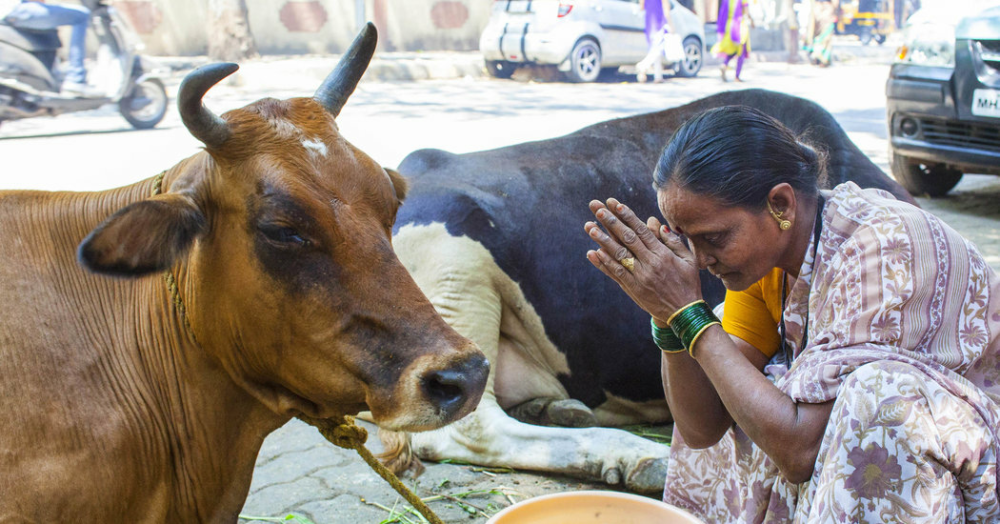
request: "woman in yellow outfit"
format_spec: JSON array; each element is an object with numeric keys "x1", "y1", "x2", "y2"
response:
[{"x1": 711, "y1": 0, "x2": 752, "y2": 81}]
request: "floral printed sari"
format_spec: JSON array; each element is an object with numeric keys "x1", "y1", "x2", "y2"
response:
[{"x1": 663, "y1": 182, "x2": 1000, "y2": 523}]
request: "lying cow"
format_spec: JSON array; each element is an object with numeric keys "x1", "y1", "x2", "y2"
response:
[
  {"x1": 378, "y1": 89, "x2": 915, "y2": 493},
  {"x1": 0, "y1": 25, "x2": 488, "y2": 522}
]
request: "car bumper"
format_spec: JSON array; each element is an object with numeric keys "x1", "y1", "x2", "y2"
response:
[
  {"x1": 886, "y1": 64, "x2": 1000, "y2": 173},
  {"x1": 480, "y1": 23, "x2": 582, "y2": 65}
]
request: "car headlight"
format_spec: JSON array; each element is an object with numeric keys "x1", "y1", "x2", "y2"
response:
[{"x1": 896, "y1": 23, "x2": 956, "y2": 66}]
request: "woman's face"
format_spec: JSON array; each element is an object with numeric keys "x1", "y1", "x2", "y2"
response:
[{"x1": 657, "y1": 184, "x2": 780, "y2": 291}]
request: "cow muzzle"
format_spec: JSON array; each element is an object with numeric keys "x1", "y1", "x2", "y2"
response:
[
  {"x1": 375, "y1": 346, "x2": 489, "y2": 432},
  {"x1": 420, "y1": 351, "x2": 489, "y2": 422}
]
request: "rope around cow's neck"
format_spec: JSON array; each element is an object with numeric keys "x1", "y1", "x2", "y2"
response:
[
  {"x1": 297, "y1": 415, "x2": 446, "y2": 524},
  {"x1": 149, "y1": 171, "x2": 445, "y2": 524}
]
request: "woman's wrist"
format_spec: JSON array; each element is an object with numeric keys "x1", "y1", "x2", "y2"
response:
[
  {"x1": 667, "y1": 300, "x2": 721, "y2": 357},
  {"x1": 652, "y1": 293, "x2": 703, "y2": 327}
]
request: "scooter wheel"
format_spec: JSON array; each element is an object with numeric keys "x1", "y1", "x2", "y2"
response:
[{"x1": 120, "y1": 78, "x2": 168, "y2": 130}]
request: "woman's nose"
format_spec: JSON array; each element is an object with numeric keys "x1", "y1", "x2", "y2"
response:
[{"x1": 692, "y1": 246, "x2": 715, "y2": 269}]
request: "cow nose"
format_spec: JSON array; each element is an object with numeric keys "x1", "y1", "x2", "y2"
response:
[{"x1": 421, "y1": 354, "x2": 489, "y2": 419}]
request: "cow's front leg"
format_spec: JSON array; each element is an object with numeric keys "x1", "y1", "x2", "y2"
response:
[{"x1": 407, "y1": 400, "x2": 670, "y2": 493}]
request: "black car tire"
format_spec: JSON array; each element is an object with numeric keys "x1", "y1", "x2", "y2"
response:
[
  {"x1": 485, "y1": 60, "x2": 517, "y2": 79},
  {"x1": 566, "y1": 38, "x2": 601, "y2": 83},
  {"x1": 874, "y1": 33, "x2": 887, "y2": 45},
  {"x1": 890, "y1": 151, "x2": 963, "y2": 197},
  {"x1": 674, "y1": 36, "x2": 703, "y2": 77}
]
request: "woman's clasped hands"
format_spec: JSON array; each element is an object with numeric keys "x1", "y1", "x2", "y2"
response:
[{"x1": 584, "y1": 197, "x2": 703, "y2": 325}]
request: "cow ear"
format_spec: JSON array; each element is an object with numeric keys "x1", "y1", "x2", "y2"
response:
[
  {"x1": 386, "y1": 168, "x2": 408, "y2": 203},
  {"x1": 78, "y1": 194, "x2": 206, "y2": 277}
]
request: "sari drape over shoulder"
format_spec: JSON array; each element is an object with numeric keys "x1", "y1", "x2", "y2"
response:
[{"x1": 664, "y1": 182, "x2": 1000, "y2": 523}]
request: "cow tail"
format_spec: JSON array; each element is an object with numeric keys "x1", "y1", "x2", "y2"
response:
[{"x1": 377, "y1": 429, "x2": 426, "y2": 476}]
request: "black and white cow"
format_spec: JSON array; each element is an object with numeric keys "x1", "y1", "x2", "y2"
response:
[{"x1": 380, "y1": 89, "x2": 915, "y2": 493}]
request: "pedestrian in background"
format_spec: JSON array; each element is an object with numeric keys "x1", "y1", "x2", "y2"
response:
[
  {"x1": 637, "y1": 0, "x2": 676, "y2": 83},
  {"x1": 803, "y1": 0, "x2": 837, "y2": 67},
  {"x1": 712, "y1": 0, "x2": 752, "y2": 82}
]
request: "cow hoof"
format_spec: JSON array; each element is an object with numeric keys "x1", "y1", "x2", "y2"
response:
[
  {"x1": 508, "y1": 398, "x2": 597, "y2": 428},
  {"x1": 545, "y1": 399, "x2": 597, "y2": 428},
  {"x1": 626, "y1": 457, "x2": 669, "y2": 494},
  {"x1": 602, "y1": 467, "x2": 622, "y2": 485}
]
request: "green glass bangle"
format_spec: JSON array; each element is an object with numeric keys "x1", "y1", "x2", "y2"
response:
[
  {"x1": 650, "y1": 317, "x2": 685, "y2": 354},
  {"x1": 668, "y1": 301, "x2": 721, "y2": 355}
]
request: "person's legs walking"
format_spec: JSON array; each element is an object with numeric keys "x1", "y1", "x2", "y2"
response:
[
  {"x1": 6, "y1": 2, "x2": 91, "y2": 84},
  {"x1": 720, "y1": 54, "x2": 733, "y2": 81}
]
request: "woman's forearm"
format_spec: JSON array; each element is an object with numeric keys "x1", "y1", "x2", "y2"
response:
[
  {"x1": 661, "y1": 351, "x2": 733, "y2": 448},
  {"x1": 691, "y1": 326, "x2": 833, "y2": 482}
]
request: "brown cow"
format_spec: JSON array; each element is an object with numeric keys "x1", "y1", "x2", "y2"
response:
[{"x1": 0, "y1": 24, "x2": 487, "y2": 522}]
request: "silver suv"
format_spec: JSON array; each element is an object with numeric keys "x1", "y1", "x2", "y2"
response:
[{"x1": 480, "y1": 0, "x2": 705, "y2": 82}]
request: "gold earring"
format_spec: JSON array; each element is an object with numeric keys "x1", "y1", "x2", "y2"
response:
[{"x1": 767, "y1": 201, "x2": 792, "y2": 231}]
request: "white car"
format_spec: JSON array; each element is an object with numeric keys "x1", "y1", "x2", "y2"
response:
[{"x1": 479, "y1": 0, "x2": 706, "y2": 82}]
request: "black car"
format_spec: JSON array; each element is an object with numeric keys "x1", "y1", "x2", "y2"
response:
[{"x1": 886, "y1": 4, "x2": 1000, "y2": 196}]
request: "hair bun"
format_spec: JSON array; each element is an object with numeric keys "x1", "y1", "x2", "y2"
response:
[{"x1": 797, "y1": 141, "x2": 818, "y2": 164}]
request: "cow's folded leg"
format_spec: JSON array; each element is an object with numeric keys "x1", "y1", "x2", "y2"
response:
[{"x1": 397, "y1": 400, "x2": 670, "y2": 493}]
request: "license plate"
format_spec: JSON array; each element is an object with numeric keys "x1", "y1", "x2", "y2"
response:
[{"x1": 971, "y1": 88, "x2": 1000, "y2": 118}]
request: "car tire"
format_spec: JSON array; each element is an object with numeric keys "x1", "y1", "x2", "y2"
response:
[
  {"x1": 565, "y1": 38, "x2": 601, "y2": 83},
  {"x1": 874, "y1": 33, "x2": 887, "y2": 45},
  {"x1": 485, "y1": 60, "x2": 517, "y2": 79},
  {"x1": 890, "y1": 151, "x2": 963, "y2": 197},
  {"x1": 674, "y1": 36, "x2": 703, "y2": 78}
]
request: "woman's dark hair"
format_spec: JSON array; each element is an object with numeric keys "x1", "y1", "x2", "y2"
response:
[{"x1": 653, "y1": 105, "x2": 828, "y2": 210}]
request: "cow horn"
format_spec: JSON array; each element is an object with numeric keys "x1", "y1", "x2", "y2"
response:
[
  {"x1": 178, "y1": 62, "x2": 238, "y2": 149},
  {"x1": 314, "y1": 22, "x2": 377, "y2": 117}
]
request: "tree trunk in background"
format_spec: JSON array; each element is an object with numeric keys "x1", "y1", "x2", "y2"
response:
[{"x1": 207, "y1": 0, "x2": 259, "y2": 61}]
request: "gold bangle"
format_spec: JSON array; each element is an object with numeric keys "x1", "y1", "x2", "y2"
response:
[
  {"x1": 666, "y1": 299, "x2": 706, "y2": 327},
  {"x1": 687, "y1": 321, "x2": 721, "y2": 358}
]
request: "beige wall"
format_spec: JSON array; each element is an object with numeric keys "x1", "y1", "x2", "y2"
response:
[{"x1": 110, "y1": 0, "x2": 493, "y2": 56}]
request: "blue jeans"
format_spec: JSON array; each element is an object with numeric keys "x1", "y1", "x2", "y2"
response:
[{"x1": 6, "y1": 2, "x2": 90, "y2": 83}]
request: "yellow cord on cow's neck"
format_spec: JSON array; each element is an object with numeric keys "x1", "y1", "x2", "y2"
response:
[{"x1": 149, "y1": 171, "x2": 445, "y2": 524}]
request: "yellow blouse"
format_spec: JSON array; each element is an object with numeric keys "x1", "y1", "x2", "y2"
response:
[{"x1": 721, "y1": 267, "x2": 784, "y2": 357}]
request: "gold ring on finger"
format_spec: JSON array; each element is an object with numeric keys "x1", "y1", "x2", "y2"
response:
[{"x1": 621, "y1": 257, "x2": 635, "y2": 272}]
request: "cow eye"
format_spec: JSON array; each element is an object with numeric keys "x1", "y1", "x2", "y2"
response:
[{"x1": 259, "y1": 225, "x2": 309, "y2": 246}]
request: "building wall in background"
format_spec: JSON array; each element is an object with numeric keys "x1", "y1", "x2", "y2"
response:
[{"x1": 110, "y1": 0, "x2": 491, "y2": 56}]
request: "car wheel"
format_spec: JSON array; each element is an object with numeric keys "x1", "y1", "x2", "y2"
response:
[
  {"x1": 674, "y1": 36, "x2": 703, "y2": 78},
  {"x1": 890, "y1": 151, "x2": 963, "y2": 197},
  {"x1": 566, "y1": 38, "x2": 601, "y2": 83},
  {"x1": 485, "y1": 60, "x2": 517, "y2": 79},
  {"x1": 874, "y1": 33, "x2": 887, "y2": 45}
]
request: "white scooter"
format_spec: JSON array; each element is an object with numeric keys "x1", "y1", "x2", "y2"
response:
[{"x1": 0, "y1": 0, "x2": 168, "y2": 129}]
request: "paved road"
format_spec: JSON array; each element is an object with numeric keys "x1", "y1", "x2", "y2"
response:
[{"x1": 1, "y1": 41, "x2": 998, "y2": 524}]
